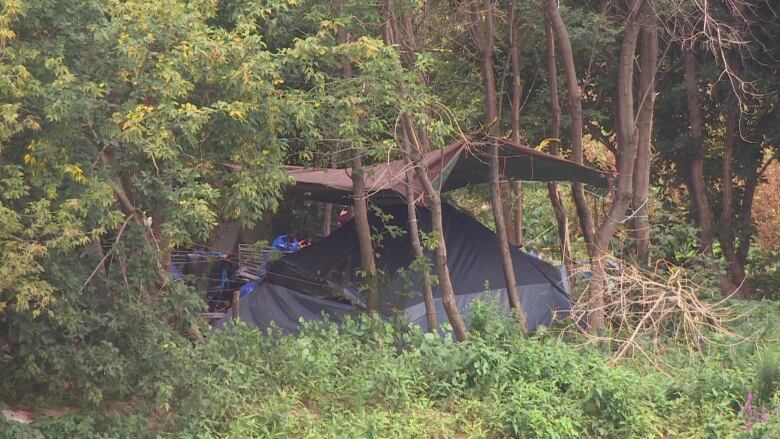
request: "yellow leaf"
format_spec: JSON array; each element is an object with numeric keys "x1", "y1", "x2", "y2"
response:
[
  {"x1": 64, "y1": 164, "x2": 86, "y2": 183},
  {"x1": 23, "y1": 154, "x2": 36, "y2": 165},
  {"x1": 537, "y1": 138, "x2": 560, "y2": 151},
  {"x1": 182, "y1": 103, "x2": 199, "y2": 113},
  {"x1": 0, "y1": 29, "x2": 16, "y2": 40}
]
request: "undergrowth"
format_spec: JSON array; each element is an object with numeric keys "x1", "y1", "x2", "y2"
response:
[{"x1": 2, "y1": 300, "x2": 779, "y2": 438}]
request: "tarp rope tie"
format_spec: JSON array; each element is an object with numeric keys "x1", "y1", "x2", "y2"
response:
[{"x1": 606, "y1": 197, "x2": 649, "y2": 225}]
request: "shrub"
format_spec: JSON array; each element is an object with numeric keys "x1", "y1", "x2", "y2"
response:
[{"x1": 4, "y1": 298, "x2": 775, "y2": 437}]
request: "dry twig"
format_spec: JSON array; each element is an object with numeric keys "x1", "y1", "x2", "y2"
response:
[{"x1": 568, "y1": 260, "x2": 745, "y2": 367}]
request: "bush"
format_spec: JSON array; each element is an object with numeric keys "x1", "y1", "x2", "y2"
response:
[{"x1": 4, "y1": 299, "x2": 777, "y2": 438}]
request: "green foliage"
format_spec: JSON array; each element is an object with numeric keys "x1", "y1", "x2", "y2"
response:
[
  {"x1": 756, "y1": 353, "x2": 780, "y2": 404},
  {"x1": 0, "y1": 230, "x2": 205, "y2": 407},
  {"x1": 2, "y1": 299, "x2": 777, "y2": 438},
  {"x1": 0, "y1": 412, "x2": 152, "y2": 439},
  {"x1": 650, "y1": 208, "x2": 701, "y2": 264},
  {"x1": 748, "y1": 249, "x2": 780, "y2": 300}
]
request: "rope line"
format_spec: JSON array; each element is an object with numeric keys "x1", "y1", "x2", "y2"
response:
[{"x1": 606, "y1": 197, "x2": 649, "y2": 225}]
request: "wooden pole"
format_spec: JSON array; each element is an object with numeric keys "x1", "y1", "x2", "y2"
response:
[{"x1": 232, "y1": 290, "x2": 240, "y2": 321}]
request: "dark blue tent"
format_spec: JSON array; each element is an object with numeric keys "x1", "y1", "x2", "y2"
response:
[{"x1": 222, "y1": 201, "x2": 570, "y2": 333}]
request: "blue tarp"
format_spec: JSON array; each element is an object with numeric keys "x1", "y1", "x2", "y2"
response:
[{"x1": 271, "y1": 234, "x2": 300, "y2": 252}]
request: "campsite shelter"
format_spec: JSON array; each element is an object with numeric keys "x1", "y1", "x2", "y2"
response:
[
  {"x1": 285, "y1": 137, "x2": 607, "y2": 204},
  {"x1": 221, "y1": 137, "x2": 609, "y2": 332}
]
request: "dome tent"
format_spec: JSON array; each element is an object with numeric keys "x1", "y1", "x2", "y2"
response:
[{"x1": 221, "y1": 201, "x2": 571, "y2": 333}]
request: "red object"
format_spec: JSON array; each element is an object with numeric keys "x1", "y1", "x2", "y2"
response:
[{"x1": 337, "y1": 210, "x2": 351, "y2": 226}]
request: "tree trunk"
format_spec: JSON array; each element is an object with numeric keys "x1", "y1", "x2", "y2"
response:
[
  {"x1": 512, "y1": 181, "x2": 524, "y2": 247},
  {"x1": 321, "y1": 154, "x2": 337, "y2": 237},
  {"x1": 509, "y1": 1, "x2": 524, "y2": 249},
  {"x1": 720, "y1": 107, "x2": 736, "y2": 262},
  {"x1": 509, "y1": 1, "x2": 522, "y2": 146},
  {"x1": 338, "y1": 28, "x2": 379, "y2": 314},
  {"x1": 631, "y1": 23, "x2": 657, "y2": 265},
  {"x1": 404, "y1": 114, "x2": 468, "y2": 341},
  {"x1": 731, "y1": 158, "x2": 760, "y2": 298},
  {"x1": 384, "y1": 0, "x2": 465, "y2": 338},
  {"x1": 402, "y1": 136, "x2": 437, "y2": 331},
  {"x1": 500, "y1": 182, "x2": 517, "y2": 245},
  {"x1": 682, "y1": 46, "x2": 715, "y2": 254},
  {"x1": 425, "y1": 187, "x2": 468, "y2": 340},
  {"x1": 587, "y1": 0, "x2": 645, "y2": 332},
  {"x1": 545, "y1": 0, "x2": 596, "y2": 257},
  {"x1": 544, "y1": 16, "x2": 574, "y2": 283},
  {"x1": 350, "y1": 153, "x2": 379, "y2": 313},
  {"x1": 469, "y1": 0, "x2": 524, "y2": 323},
  {"x1": 681, "y1": 42, "x2": 742, "y2": 296}
]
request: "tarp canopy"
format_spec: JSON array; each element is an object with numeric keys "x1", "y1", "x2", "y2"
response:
[{"x1": 288, "y1": 138, "x2": 609, "y2": 204}]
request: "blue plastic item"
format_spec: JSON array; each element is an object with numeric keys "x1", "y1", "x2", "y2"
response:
[
  {"x1": 239, "y1": 281, "x2": 257, "y2": 298},
  {"x1": 271, "y1": 234, "x2": 300, "y2": 251}
]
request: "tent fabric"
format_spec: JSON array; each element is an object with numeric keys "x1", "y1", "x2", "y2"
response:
[
  {"x1": 287, "y1": 138, "x2": 608, "y2": 204},
  {"x1": 228, "y1": 282, "x2": 359, "y2": 334},
  {"x1": 223, "y1": 201, "x2": 571, "y2": 333}
]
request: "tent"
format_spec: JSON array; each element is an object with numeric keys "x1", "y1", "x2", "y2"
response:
[
  {"x1": 219, "y1": 136, "x2": 606, "y2": 332},
  {"x1": 221, "y1": 202, "x2": 571, "y2": 333}
]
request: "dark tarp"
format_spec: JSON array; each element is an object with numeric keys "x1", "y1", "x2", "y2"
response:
[
  {"x1": 222, "y1": 201, "x2": 571, "y2": 333},
  {"x1": 287, "y1": 138, "x2": 609, "y2": 204},
  {"x1": 229, "y1": 282, "x2": 360, "y2": 333}
]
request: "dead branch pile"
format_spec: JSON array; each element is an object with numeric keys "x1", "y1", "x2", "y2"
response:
[{"x1": 570, "y1": 260, "x2": 742, "y2": 366}]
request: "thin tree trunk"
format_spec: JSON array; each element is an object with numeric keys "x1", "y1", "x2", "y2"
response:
[
  {"x1": 384, "y1": 0, "x2": 465, "y2": 338},
  {"x1": 545, "y1": 0, "x2": 596, "y2": 257},
  {"x1": 501, "y1": 182, "x2": 517, "y2": 244},
  {"x1": 510, "y1": 0, "x2": 522, "y2": 145},
  {"x1": 402, "y1": 135, "x2": 437, "y2": 331},
  {"x1": 404, "y1": 114, "x2": 468, "y2": 341},
  {"x1": 338, "y1": 28, "x2": 379, "y2": 313},
  {"x1": 631, "y1": 23, "x2": 657, "y2": 264},
  {"x1": 721, "y1": 107, "x2": 751, "y2": 296},
  {"x1": 350, "y1": 153, "x2": 379, "y2": 313},
  {"x1": 601, "y1": 0, "x2": 642, "y2": 243},
  {"x1": 681, "y1": 42, "x2": 741, "y2": 296},
  {"x1": 732, "y1": 159, "x2": 759, "y2": 298},
  {"x1": 321, "y1": 154, "x2": 337, "y2": 237},
  {"x1": 512, "y1": 181, "x2": 523, "y2": 247},
  {"x1": 402, "y1": 9, "x2": 432, "y2": 154},
  {"x1": 509, "y1": 0, "x2": 524, "y2": 249},
  {"x1": 586, "y1": 0, "x2": 645, "y2": 332},
  {"x1": 682, "y1": 46, "x2": 715, "y2": 254},
  {"x1": 423, "y1": 181, "x2": 468, "y2": 340},
  {"x1": 543, "y1": 12, "x2": 575, "y2": 286},
  {"x1": 720, "y1": 107, "x2": 736, "y2": 262},
  {"x1": 717, "y1": 51, "x2": 748, "y2": 293},
  {"x1": 469, "y1": 0, "x2": 524, "y2": 323}
]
